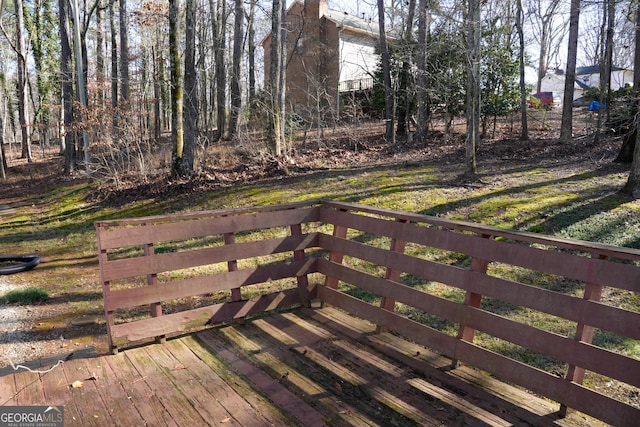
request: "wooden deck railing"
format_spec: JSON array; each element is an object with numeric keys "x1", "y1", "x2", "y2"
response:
[{"x1": 96, "y1": 200, "x2": 640, "y2": 425}]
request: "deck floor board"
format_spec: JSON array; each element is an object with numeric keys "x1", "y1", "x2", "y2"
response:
[{"x1": 0, "y1": 307, "x2": 606, "y2": 426}]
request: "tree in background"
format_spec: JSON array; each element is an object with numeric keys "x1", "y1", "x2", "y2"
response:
[
  {"x1": 559, "y1": 0, "x2": 580, "y2": 142},
  {"x1": 427, "y1": 12, "x2": 466, "y2": 136},
  {"x1": 24, "y1": 0, "x2": 58, "y2": 150},
  {"x1": 414, "y1": 0, "x2": 429, "y2": 140},
  {"x1": 396, "y1": 0, "x2": 416, "y2": 137},
  {"x1": 622, "y1": 0, "x2": 640, "y2": 198},
  {"x1": 377, "y1": 0, "x2": 395, "y2": 143},
  {"x1": 59, "y1": 0, "x2": 75, "y2": 174},
  {"x1": 181, "y1": 0, "x2": 197, "y2": 175},
  {"x1": 480, "y1": 9, "x2": 520, "y2": 138},
  {"x1": 169, "y1": 0, "x2": 185, "y2": 176},
  {"x1": 466, "y1": 0, "x2": 481, "y2": 174},
  {"x1": 527, "y1": 0, "x2": 566, "y2": 93},
  {"x1": 266, "y1": 0, "x2": 286, "y2": 155},
  {"x1": 516, "y1": 0, "x2": 528, "y2": 140},
  {"x1": 213, "y1": 0, "x2": 226, "y2": 141},
  {"x1": 1, "y1": 0, "x2": 34, "y2": 162},
  {"x1": 228, "y1": 0, "x2": 244, "y2": 140}
]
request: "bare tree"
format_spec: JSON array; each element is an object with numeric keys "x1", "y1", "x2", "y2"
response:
[
  {"x1": 559, "y1": 0, "x2": 580, "y2": 142},
  {"x1": 516, "y1": 0, "x2": 528, "y2": 140},
  {"x1": 621, "y1": 0, "x2": 640, "y2": 198},
  {"x1": 228, "y1": 0, "x2": 244, "y2": 140},
  {"x1": 377, "y1": 0, "x2": 394, "y2": 142},
  {"x1": 181, "y1": 0, "x2": 197, "y2": 175},
  {"x1": 415, "y1": 0, "x2": 429, "y2": 140},
  {"x1": 594, "y1": 0, "x2": 616, "y2": 144},
  {"x1": 169, "y1": 0, "x2": 184, "y2": 176},
  {"x1": 247, "y1": 0, "x2": 257, "y2": 104},
  {"x1": 527, "y1": 0, "x2": 566, "y2": 93},
  {"x1": 60, "y1": 0, "x2": 75, "y2": 174},
  {"x1": 465, "y1": 0, "x2": 481, "y2": 174},
  {"x1": 2, "y1": 0, "x2": 34, "y2": 162},
  {"x1": 396, "y1": 0, "x2": 416, "y2": 136},
  {"x1": 267, "y1": 0, "x2": 286, "y2": 155},
  {"x1": 119, "y1": 0, "x2": 129, "y2": 103},
  {"x1": 213, "y1": 0, "x2": 227, "y2": 141}
]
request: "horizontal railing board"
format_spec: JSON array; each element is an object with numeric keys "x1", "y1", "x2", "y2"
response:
[
  {"x1": 319, "y1": 286, "x2": 460, "y2": 356},
  {"x1": 96, "y1": 200, "x2": 320, "y2": 228},
  {"x1": 110, "y1": 286, "x2": 314, "y2": 347},
  {"x1": 102, "y1": 233, "x2": 319, "y2": 282},
  {"x1": 320, "y1": 200, "x2": 640, "y2": 261},
  {"x1": 319, "y1": 233, "x2": 640, "y2": 339},
  {"x1": 97, "y1": 207, "x2": 320, "y2": 250},
  {"x1": 318, "y1": 259, "x2": 639, "y2": 387},
  {"x1": 105, "y1": 258, "x2": 319, "y2": 311},
  {"x1": 321, "y1": 208, "x2": 640, "y2": 292},
  {"x1": 318, "y1": 286, "x2": 639, "y2": 426}
]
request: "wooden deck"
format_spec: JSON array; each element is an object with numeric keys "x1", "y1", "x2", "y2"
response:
[{"x1": 0, "y1": 307, "x2": 604, "y2": 427}]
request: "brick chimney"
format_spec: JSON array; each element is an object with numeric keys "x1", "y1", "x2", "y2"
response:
[{"x1": 306, "y1": 0, "x2": 328, "y2": 19}]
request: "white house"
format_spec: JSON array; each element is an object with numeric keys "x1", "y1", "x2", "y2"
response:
[{"x1": 540, "y1": 66, "x2": 633, "y2": 104}]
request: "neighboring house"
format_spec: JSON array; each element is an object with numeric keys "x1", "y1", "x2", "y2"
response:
[
  {"x1": 540, "y1": 66, "x2": 633, "y2": 104},
  {"x1": 262, "y1": 0, "x2": 388, "y2": 119}
]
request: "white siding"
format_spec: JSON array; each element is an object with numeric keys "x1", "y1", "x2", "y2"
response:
[{"x1": 338, "y1": 32, "x2": 377, "y2": 90}]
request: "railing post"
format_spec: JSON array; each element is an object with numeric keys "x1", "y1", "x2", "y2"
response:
[
  {"x1": 322, "y1": 209, "x2": 349, "y2": 307},
  {"x1": 290, "y1": 223, "x2": 311, "y2": 306},
  {"x1": 143, "y1": 225, "x2": 165, "y2": 344},
  {"x1": 558, "y1": 253, "x2": 607, "y2": 417},
  {"x1": 451, "y1": 233, "x2": 491, "y2": 368},
  {"x1": 377, "y1": 218, "x2": 408, "y2": 333},
  {"x1": 224, "y1": 232, "x2": 242, "y2": 302}
]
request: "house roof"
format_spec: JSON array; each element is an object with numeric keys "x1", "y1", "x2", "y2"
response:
[
  {"x1": 576, "y1": 65, "x2": 626, "y2": 75},
  {"x1": 324, "y1": 10, "x2": 381, "y2": 38},
  {"x1": 325, "y1": 9, "x2": 400, "y2": 40}
]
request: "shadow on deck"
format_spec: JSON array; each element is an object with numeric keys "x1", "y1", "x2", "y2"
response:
[{"x1": 0, "y1": 307, "x2": 603, "y2": 426}]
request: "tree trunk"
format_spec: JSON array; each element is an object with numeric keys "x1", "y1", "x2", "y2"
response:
[
  {"x1": 267, "y1": 0, "x2": 285, "y2": 155},
  {"x1": 119, "y1": 0, "x2": 129, "y2": 103},
  {"x1": 181, "y1": 0, "x2": 197, "y2": 175},
  {"x1": 96, "y1": 3, "x2": 105, "y2": 106},
  {"x1": 559, "y1": 0, "x2": 580, "y2": 142},
  {"x1": 622, "y1": 0, "x2": 640, "y2": 197},
  {"x1": 396, "y1": 0, "x2": 416, "y2": 137},
  {"x1": 215, "y1": 0, "x2": 227, "y2": 141},
  {"x1": 169, "y1": 0, "x2": 184, "y2": 176},
  {"x1": 377, "y1": 0, "x2": 394, "y2": 142},
  {"x1": 15, "y1": 0, "x2": 32, "y2": 162},
  {"x1": 415, "y1": 0, "x2": 429, "y2": 141},
  {"x1": 516, "y1": 0, "x2": 528, "y2": 140},
  {"x1": 70, "y1": 0, "x2": 89, "y2": 165},
  {"x1": 465, "y1": 0, "x2": 481, "y2": 175},
  {"x1": 247, "y1": 0, "x2": 257, "y2": 104},
  {"x1": 228, "y1": 0, "x2": 244, "y2": 140},
  {"x1": 110, "y1": 0, "x2": 118, "y2": 131},
  {"x1": 152, "y1": 45, "x2": 162, "y2": 142},
  {"x1": 60, "y1": 0, "x2": 75, "y2": 174}
]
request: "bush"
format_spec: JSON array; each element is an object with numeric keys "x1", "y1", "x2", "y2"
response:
[{"x1": 0, "y1": 287, "x2": 49, "y2": 304}]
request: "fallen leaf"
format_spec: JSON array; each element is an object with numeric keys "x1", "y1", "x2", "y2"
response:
[
  {"x1": 220, "y1": 417, "x2": 231, "y2": 423},
  {"x1": 71, "y1": 380, "x2": 83, "y2": 388}
]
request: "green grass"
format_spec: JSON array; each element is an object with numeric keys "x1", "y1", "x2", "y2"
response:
[
  {"x1": 1, "y1": 145, "x2": 639, "y2": 396},
  {"x1": 0, "y1": 287, "x2": 49, "y2": 304}
]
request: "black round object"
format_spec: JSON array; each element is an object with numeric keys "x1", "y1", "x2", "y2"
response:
[{"x1": 0, "y1": 255, "x2": 40, "y2": 275}]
